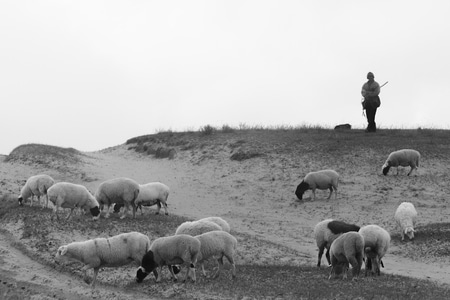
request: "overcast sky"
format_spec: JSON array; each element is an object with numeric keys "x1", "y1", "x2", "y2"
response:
[{"x1": 1, "y1": 1, "x2": 449, "y2": 154}]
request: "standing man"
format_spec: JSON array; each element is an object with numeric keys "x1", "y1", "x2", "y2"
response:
[{"x1": 361, "y1": 72, "x2": 381, "y2": 132}]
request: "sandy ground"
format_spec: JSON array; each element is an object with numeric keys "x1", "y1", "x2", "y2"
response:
[{"x1": 1, "y1": 143, "x2": 450, "y2": 298}]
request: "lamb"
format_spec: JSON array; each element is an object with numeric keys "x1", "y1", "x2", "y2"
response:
[
  {"x1": 328, "y1": 231, "x2": 364, "y2": 280},
  {"x1": 194, "y1": 231, "x2": 237, "y2": 279},
  {"x1": 175, "y1": 219, "x2": 223, "y2": 236},
  {"x1": 358, "y1": 224, "x2": 391, "y2": 276},
  {"x1": 135, "y1": 234, "x2": 201, "y2": 283},
  {"x1": 47, "y1": 182, "x2": 101, "y2": 220},
  {"x1": 94, "y1": 177, "x2": 140, "y2": 219},
  {"x1": 295, "y1": 169, "x2": 339, "y2": 200},
  {"x1": 394, "y1": 202, "x2": 418, "y2": 241},
  {"x1": 18, "y1": 174, "x2": 55, "y2": 207},
  {"x1": 55, "y1": 232, "x2": 150, "y2": 288},
  {"x1": 382, "y1": 149, "x2": 420, "y2": 176},
  {"x1": 314, "y1": 219, "x2": 361, "y2": 267}
]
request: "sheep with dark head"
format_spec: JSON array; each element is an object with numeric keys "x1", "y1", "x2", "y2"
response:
[{"x1": 295, "y1": 169, "x2": 339, "y2": 200}]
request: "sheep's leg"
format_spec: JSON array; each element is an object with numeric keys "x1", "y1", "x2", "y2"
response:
[
  {"x1": 91, "y1": 267, "x2": 100, "y2": 288},
  {"x1": 311, "y1": 189, "x2": 316, "y2": 200},
  {"x1": 29, "y1": 195, "x2": 34, "y2": 207},
  {"x1": 155, "y1": 201, "x2": 161, "y2": 215},
  {"x1": 348, "y1": 256, "x2": 361, "y2": 280},
  {"x1": 317, "y1": 243, "x2": 326, "y2": 267},
  {"x1": 168, "y1": 265, "x2": 177, "y2": 281},
  {"x1": 188, "y1": 263, "x2": 196, "y2": 282},
  {"x1": 66, "y1": 208, "x2": 75, "y2": 220},
  {"x1": 327, "y1": 187, "x2": 333, "y2": 199}
]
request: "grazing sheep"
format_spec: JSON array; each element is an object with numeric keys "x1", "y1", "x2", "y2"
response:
[
  {"x1": 95, "y1": 177, "x2": 140, "y2": 219},
  {"x1": 328, "y1": 232, "x2": 364, "y2": 280},
  {"x1": 358, "y1": 224, "x2": 391, "y2": 276},
  {"x1": 55, "y1": 232, "x2": 150, "y2": 288},
  {"x1": 135, "y1": 234, "x2": 201, "y2": 283},
  {"x1": 47, "y1": 182, "x2": 100, "y2": 220},
  {"x1": 195, "y1": 231, "x2": 237, "y2": 279},
  {"x1": 175, "y1": 220, "x2": 223, "y2": 236},
  {"x1": 382, "y1": 149, "x2": 420, "y2": 176},
  {"x1": 314, "y1": 219, "x2": 361, "y2": 267},
  {"x1": 295, "y1": 169, "x2": 339, "y2": 200},
  {"x1": 394, "y1": 202, "x2": 418, "y2": 241},
  {"x1": 18, "y1": 174, "x2": 55, "y2": 207},
  {"x1": 197, "y1": 216, "x2": 231, "y2": 233},
  {"x1": 134, "y1": 182, "x2": 170, "y2": 215}
]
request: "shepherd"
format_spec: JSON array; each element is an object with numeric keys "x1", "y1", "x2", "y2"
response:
[{"x1": 361, "y1": 72, "x2": 387, "y2": 133}]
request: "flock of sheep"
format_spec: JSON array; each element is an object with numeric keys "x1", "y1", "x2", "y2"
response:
[
  {"x1": 15, "y1": 147, "x2": 421, "y2": 287},
  {"x1": 295, "y1": 148, "x2": 421, "y2": 280},
  {"x1": 17, "y1": 175, "x2": 238, "y2": 288}
]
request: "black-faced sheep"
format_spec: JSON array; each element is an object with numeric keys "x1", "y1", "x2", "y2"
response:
[
  {"x1": 135, "y1": 234, "x2": 201, "y2": 283},
  {"x1": 94, "y1": 177, "x2": 140, "y2": 219},
  {"x1": 295, "y1": 169, "x2": 339, "y2": 200},
  {"x1": 47, "y1": 182, "x2": 100, "y2": 220},
  {"x1": 18, "y1": 174, "x2": 55, "y2": 207},
  {"x1": 328, "y1": 232, "x2": 364, "y2": 280},
  {"x1": 382, "y1": 149, "x2": 420, "y2": 176},
  {"x1": 358, "y1": 224, "x2": 391, "y2": 276},
  {"x1": 55, "y1": 232, "x2": 150, "y2": 288},
  {"x1": 313, "y1": 219, "x2": 360, "y2": 267},
  {"x1": 394, "y1": 202, "x2": 417, "y2": 241}
]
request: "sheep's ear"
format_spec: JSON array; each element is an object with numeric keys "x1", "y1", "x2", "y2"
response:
[{"x1": 58, "y1": 246, "x2": 68, "y2": 256}]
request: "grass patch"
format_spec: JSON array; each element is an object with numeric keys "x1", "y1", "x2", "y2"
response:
[{"x1": 1, "y1": 200, "x2": 449, "y2": 300}]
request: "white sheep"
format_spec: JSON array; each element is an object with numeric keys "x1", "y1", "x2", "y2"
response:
[
  {"x1": 382, "y1": 149, "x2": 420, "y2": 176},
  {"x1": 295, "y1": 169, "x2": 339, "y2": 200},
  {"x1": 47, "y1": 182, "x2": 101, "y2": 220},
  {"x1": 175, "y1": 220, "x2": 223, "y2": 236},
  {"x1": 94, "y1": 177, "x2": 140, "y2": 219},
  {"x1": 134, "y1": 182, "x2": 170, "y2": 215},
  {"x1": 197, "y1": 216, "x2": 231, "y2": 233},
  {"x1": 314, "y1": 219, "x2": 360, "y2": 267},
  {"x1": 394, "y1": 202, "x2": 418, "y2": 241},
  {"x1": 135, "y1": 234, "x2": 201, "y2": 283},
  {"x1": 358, "y1": 224, "x2": 391, "y2": 276},
  {"x1": 194, "y1": 230, "x2": 237, "y2": 279},
  {"x1": 55, "y1": 231, "x2": 150, "y2": 288},
  {"x1": 18, "y1": 174, "x2": 55, "y2": 207},
  {"x1": 328, "y1": 232, "x2": 364, "y2": 280}
]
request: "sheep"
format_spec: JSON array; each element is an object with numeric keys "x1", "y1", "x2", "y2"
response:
[
  {"x1": 131, "y1": 182, "x2": 170, "y2": 215},
  {"x1": 175, "y1": 220, "x2": 223, "y2": 236},
  {"x1": 47, "y1": 182, "x2": 100, "y2": 220},
  {"x1": 394, "y1": 202, "x2": 418, "y2": 241},
  {"x1": 382, "y1": 149, "x2": 420, "y2": 176},
  {"x1": 135, "y1": 234, "x2": 201, "y2": 283},
  {"x1": 55, "y1": 232, "x2": 150, "y2": 288},
  {"x1": 194, "y1": 230, "x2": 237, "y2": 279},
  {"x1": 94, "y1": 177, "x2": 140, "y2": 219},
  {"x1": 197, "y1": 216, "x2": 231, "y2": 233},
  {"x1": 328, "y1": 232, "x2": 364, "y2": 280},
  {"x1": 18, "y1": 174, "x2": 55, "y2": 207},
  {"x1": 295, "y1": 169, "x2": 339, "y2": 200},
  {"x1": 358, "y1": 224, "x2": 391, "y2": 276},
  {"x1": 314, "y1": 219, "x2": 361, "y2": 267}
]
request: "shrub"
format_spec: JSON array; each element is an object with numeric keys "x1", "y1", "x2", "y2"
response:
[{"x1": 200, "y1": 124, "x2": 215, "y2": 135}]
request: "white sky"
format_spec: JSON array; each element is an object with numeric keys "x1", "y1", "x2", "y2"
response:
[{"x1": 1, "y1": 1, "x2": 450, "y2": 154}]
